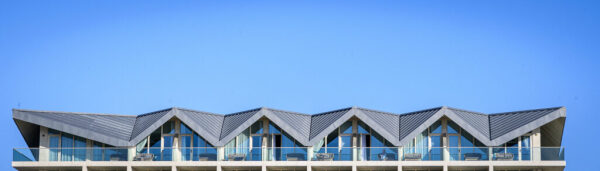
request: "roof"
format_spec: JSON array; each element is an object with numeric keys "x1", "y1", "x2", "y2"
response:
[{"x1": 12, "y1": 106, "x2": 566, "y2": 147}]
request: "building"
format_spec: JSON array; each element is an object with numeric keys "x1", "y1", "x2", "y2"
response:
[{"x1": 12, "y1": 106, "x2": 566, "y2": 171}]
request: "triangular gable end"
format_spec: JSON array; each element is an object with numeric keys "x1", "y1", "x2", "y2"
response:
[
  {"x1": 398, "y1": 107, "x2": 444, "y2": 146},
  {"x1": 263, "y1": 108, "x2": 312, "y2": 146},
  {"x1": 354, "y1": 108, "x2": 401, "y2": 146},
  {"x1": 489, "y1": 107, "x2": 565, "y2": 146}
]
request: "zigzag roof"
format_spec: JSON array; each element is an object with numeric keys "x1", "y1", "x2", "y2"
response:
[{"x1": 13, "y1": 106, "x2": 566, "y2": 147}]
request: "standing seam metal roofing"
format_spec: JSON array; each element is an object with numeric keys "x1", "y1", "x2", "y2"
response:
[{"x1": 12, "y1": 106, "x2": 566, "y2": 148}]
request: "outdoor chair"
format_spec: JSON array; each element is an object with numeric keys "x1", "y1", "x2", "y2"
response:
[
  {"x1": 198, "y1": 153, "x2": 217, "y2": 161},
  {"x1": 494, "y1": 153, "x2": 514, "y2": 161},
  {"x1": 464, "y1": 153, "x2": 482, "y2": 161},
  {"x1": 404, "y1": 153, "x2": 422, "y2": 161},
  {"x1": 286, "y1": 153, "x2": 305, "y2": 161},
  {"x1": 315, "y1": 153, "x2": 334, "y2": 161},
  {"x1": 133, "y1": 153, "x2": 154, "y2": 161},
  {"x1": 227, "y1": 154, "x2": 246, "y2": 161}
]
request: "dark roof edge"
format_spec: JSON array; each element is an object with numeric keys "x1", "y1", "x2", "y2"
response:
[{"x1": 12, "y1": 108, "x2": 136, "y2": 117}]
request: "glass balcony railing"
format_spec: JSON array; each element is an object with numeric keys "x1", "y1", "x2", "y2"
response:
[
  {"x1": 13, "y1": 147, "x2": 128, "y2": 162},
  {"x1": 13, "y1": 147, "x2": 565, "y2": 162},
  {"x1": 401, "y1": 147, "x2": 444, "y2": 161},
  {"x1": 357, "y1": 147, "x2": 399, "y2": 161},
  {"x1": 313, "y1": 147, "x2": 353, "y2": 161},
  {"x1": 179, "y1": 147, "x2": 218, "y2": 161}
]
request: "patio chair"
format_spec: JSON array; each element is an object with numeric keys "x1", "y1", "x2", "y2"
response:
[
  {"x1": 133, "y1": 153, "x2": 154, "y2": 161},
  {"x1": 198, "y1": 153, "x2": 217, "y2": 161},
  {"x1": 315, "y1": 153, "x2": 334, "y2": 161},
  {"x1": 286, "y1": 153, "x2": 305, "y2": 161},
  {"x1": 494, "y1": 153, "x2": 514, "y2": 161},
  {"x1": 464, "y1": 153, "x2": 482, "y2": 161},
  {"x1": 403, "y1": 153, "x2": 422, "y2": 161},
  {"x1": 227, "y1": 153, "x2": 246, "y2": 161}
]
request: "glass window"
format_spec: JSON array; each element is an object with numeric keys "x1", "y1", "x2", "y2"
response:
[
  {"x1": 358, "y1": 121, "x2": 370, "y2": 134},
  {"x1": 48, "y1": 129, "x2": 60, "y2": 135},
  {"x1": 251, "y1": 122, "x2": 263, "y2": 134},
  {"x1": 521, "y1": 136, "x2": 531, "y2": 161},
  {"x1": 49, "y1": 136, "x2": 59, "y2": 161},
  {"x1": 430, "y1": 121, "x2": 442, "y2": 134},
  {"x1": 370, "y1": 132, "x2": 385, "y2": 147},
  {"x1": 269, "y1": 123, "x2": 281, "y2": 134},
  {"x1": 92, "y1": 142, "x2": 103, "y2": 161},
  {"x1": 327, "y1": 131, "x2": 339, "y2": 147},
  {"x1": 340, "y1": 121, "x2": 353, "y2": 134},
  {"x1": 447, "y1": 120, "x2": 459, "y2": 134},
  {"x1": 194, "y1": 133, "x2": 207, "y2": 147},
  {"x1": 149, "y1": 129, "x2": 161, "y2": 148},
  {"x1": 281, "y1": 133, "x2": 295, "y2": 147},
  {"x1": 162, "y1": 136, "x2": 173, "y2": 161},
  {"x1": 74, "y1": 136, "x2": 86, "y2": 161},
  {"x1": 163, "y1": 121, "x2": 175, "y2": 134},
  {"x1": 180, "y1": 122, "x2": 193, "y2": 134},
  {"x1": 61, "y1": 133, "x2": 74, "y2": 161},
  {"x1": 460, "y1": 131, "x2": 474, "y2": 147}
]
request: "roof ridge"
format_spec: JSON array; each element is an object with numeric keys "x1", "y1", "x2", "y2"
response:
[
  {"x1": 225, "y1": 107, "x2": 262, "y2": 116},
  {"x1": 264, "y1": 107, "x2": 311, "y2": 116},
  {"x1": 398, "y1": 106, "x2": 444, "y2": 116},
  {"x1": 311, "y1": 107, "x2": 353, "y2": 116},
  {"x1": 176, "y1": 107, "x2": 224, "y2": 117},
  {"x1": 489, "y1": 106, "x2": 563, "y2": 116},
  {"x1": 446, "y1": 107, "x2": 488, "y2": 116},
  {"x1": 136, "y1": 108, "x2": 174, "y2": 117},
  {"x1": 355, "y1": 107, "x2": 399, "y2": 117},
  {"x1": 13, "y1": 108, "x2": 137, "y2": 117}
]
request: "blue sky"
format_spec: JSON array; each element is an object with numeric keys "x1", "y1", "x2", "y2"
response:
[{"x1": 1, "y1": 0, "x2": 598, "y2": 170}]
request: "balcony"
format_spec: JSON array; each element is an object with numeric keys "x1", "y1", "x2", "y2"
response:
[{"x1": 13, "y1": 147, "x2": 564, "y2": 162}]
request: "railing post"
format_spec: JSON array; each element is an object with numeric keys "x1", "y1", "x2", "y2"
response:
[
  {"x1": 307, "y1": 147, "x2": 313, "y2": 161},
  {"x1": 128, "y1": 147, "x2": 136, "y2": 161},
  {"x1": 217, "y1": 147, "x2": 225, "y2": 161},
  {"x1": 488, "y1": 147, "x2": 493, "y2": 161}
]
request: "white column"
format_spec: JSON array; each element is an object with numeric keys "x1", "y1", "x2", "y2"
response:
[
  {"x1": 307, "y1": 147, "x2": 314, "y2": 161},
  {"x1": 397, "y1": 165, "x2": 402, "y2": 171},
  {"x1": 127, "y1": 166, "x2": 133, "y2": 171},
  {"x1": 532, "y1": 128, "x2": 541, "y2": 161},
  {"x1": 39, "y1": 126, "x2": 49, "y2": 161},
  {"x1": 217, "y1": 147, "x2": 225, "y2": 161},
  {"x1": 488, "y1": 165, "x2": 493, "y2": 171},
  {"x1": 488, "y1": 147, "x2": 493, "y2": 161},
  {"x1": 217, "y1": 165, "x2": 222, "y2": 171},
  {"x1": 82, "y1": 166, "x2": 87, "y2": 171},
  {"x1": 352, "y1": 165, "x2": 357, "y2": 171},
  {"x1": 443, "y1": 165, "x2": 448, "y2": 171},
  {"x1": 171, "y1": 165, "x2": 177, "y2": 171},
  {"x1": 398, "y1": 147, "x2": 403, "y2": 161},
  {"x1": 307, "y1": 166, "x2": 312, "y2": 171},
  {"x1": 352, "y1": 119, "x2": 358, "y2": 161},
  {"x1": 173, "y1": 120, "x2": 181, "y2": 162},
  {"x1": 262, "y1": 165, "x2": 267, "y2": 171},
  {"x1": 128, "y1": 147, "x2": 136, "y2": 161}
]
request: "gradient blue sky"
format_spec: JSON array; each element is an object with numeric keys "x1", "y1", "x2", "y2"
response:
[{"x1": 1, "y1": 1, "x2": 598, "y2": 170}]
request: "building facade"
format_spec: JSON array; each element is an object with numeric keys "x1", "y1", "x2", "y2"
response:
[{"x1": 12, "y1": 106, "x2": 566, "y2": 171}]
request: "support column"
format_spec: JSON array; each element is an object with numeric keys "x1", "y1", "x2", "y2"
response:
[
  {"x1": 217, "y1": 165, "x2": 222, "y2": 171},
  {"x1": 488, "y1": 165, "x2": 493, "y2": 171},
  {"x1": 82, "y1": 166, "x2": 87, "y2": 171},
  {"x1": 171, "y1": 165, "x2": 177, "y2": 171},
  {"x1": 262, "y1": 165, "x2": 267, "y2": 171},
  {"x1": 128, "y1": 147, "x2": 136, "y2": 161},
  {"x1": 352, "y1": 118, "x2": 358, "y2": 161},
  {"x1": 352, "y1": 165, "x2": 357, "y2": 171},
  {"x1": 488, "y1": 147, "x2": 493, "y2": 161},
  {"x1": 307, "y1": 147, "x2": 314, "y2": 161},
  {"x1": 173, "y1": 120, "x2": 181, "y2": 162},
  {"x1": 397, "y1": 165, "x2": 402, "y2": 171},
  {"x1": 307, "y1": 166, "x2": 312, "y2": 171},
  {"x1": 532, "y1": 128, "x2": 541, "y2": 161},
  {"x1": 217, "y1": 147, "x2": 225, "y2": 161},
  {"x1": 443, "y1": 165, "x2": 448, "y2": 171},
  {"x1": 39, "y1": 126, "x2": 49, "y2": 161},
  {"x1": 398, "y1": 147, "x2": 403, "y2": 161},
  {"x1": 127, "y1": 166, "x2": 133, "y2": 171}
]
